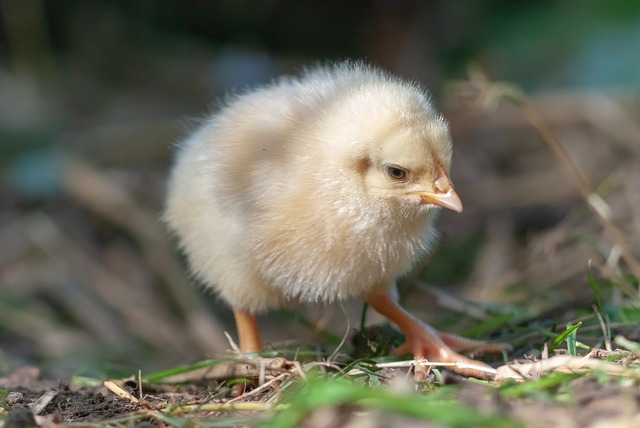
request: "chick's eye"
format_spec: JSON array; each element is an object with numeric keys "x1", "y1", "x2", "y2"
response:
[{"x1": 384, "y1": 165, "x2": 408, "y2": 180}]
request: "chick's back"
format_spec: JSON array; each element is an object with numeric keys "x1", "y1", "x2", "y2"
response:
[{"x1": 165, "y1": 63, "x2": 442, "y2": 312}]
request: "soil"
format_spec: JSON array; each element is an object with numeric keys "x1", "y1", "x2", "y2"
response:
[
  {"x1": 3, "y1": 364, "x2": 640, "y2": 428},
  {"x1": 1, "y1": 367, "x2": 218, "y2": 426}
]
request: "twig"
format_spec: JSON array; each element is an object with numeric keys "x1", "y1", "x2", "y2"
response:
[
  {"x1": 159, "y1": 402, "x2": 272, "y2": 414},
  {"x1": 345, "y1": 358, "x2": 496, "y2": 377},
  {"x1": 224, "y1": 331, "x2": 241, "y2": 354},
  {"x1": 226, "y1": 367, "x2": 298, "y2": 404},
  {"x1": 138, "y1": 370, "x2": 143, "y2": 401},
  {"x1": 104, "y1": 380, "x2": 139, "y2": 403},
  {"x1": 592, "y1": 304, "x2": 612, "y2": 352},
  {"x1": 327, "y1": 302, "x2": 350, "y2": 363},
  {"x1": 32, "y1": 391, "x2": 58, "y2": 415},
  {"x1": 495, "y1": 354, "x2": 640, "y2": 381}
]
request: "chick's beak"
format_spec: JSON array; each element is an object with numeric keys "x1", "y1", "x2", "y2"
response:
[
  {"x1": 415, "y1": 169, "x2": 464, "y2": 213},
  {"x1": 418, "y1": 188, "x2": 463, "y2": 213}
]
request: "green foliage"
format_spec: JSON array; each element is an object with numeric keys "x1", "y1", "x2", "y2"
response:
[
  {"x1": 499, "y1": 372, "x2": 581, "y2": 400},
  {"x1": 265, "y1": 376, "x2": 514, "y2": 428},
  {"x1": 0, "y1": 388, "x2": 8, "y2": 411},
  {"x1": 462, "y1": 311, "x2": 517, "y2": 338},
  {"x1": 618, "y1": 306, "x2": 640, "y2": 323},
  {"x1": 587, "y1": 264, "x2": 603, "y2": 313},
  {"x1": 552, "y1": 322, "x2": 583, "y2": 355}
]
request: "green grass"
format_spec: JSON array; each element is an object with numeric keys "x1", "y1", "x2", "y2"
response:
[
  {"x1": 265, "y1": 376, "x2": 514, "y2": 428},
  {"x1": 0, "y1": 388, "x2": 8, "y2": 411}
]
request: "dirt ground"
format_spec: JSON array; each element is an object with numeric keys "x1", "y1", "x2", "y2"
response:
[
  {"x1": 2, "y1": 366, "x2": 219, "y2": 426},
  {"x1": 2, "y1": 367, "x2": 133, "y2": 425},
  {"x1": 3, "y1": 363, "x2": 640, "y2": 428}
]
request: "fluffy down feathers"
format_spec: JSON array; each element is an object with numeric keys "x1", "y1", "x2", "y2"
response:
[{"x1": 164, "y1": 62, "x2": 454, "y2": 313}]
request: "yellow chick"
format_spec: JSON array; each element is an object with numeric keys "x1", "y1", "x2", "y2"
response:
[{"x1": 165, "y1": 62, "x2": 504, "y2": 379}]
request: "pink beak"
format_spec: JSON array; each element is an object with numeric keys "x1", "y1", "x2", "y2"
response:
[{"x1": 418, "y1": 188, "x2": 463, "y2": 213}]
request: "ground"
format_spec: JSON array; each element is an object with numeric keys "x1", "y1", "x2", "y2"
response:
[{"x1": 3, "y1": 339, "x2": 640, "y2": 427}]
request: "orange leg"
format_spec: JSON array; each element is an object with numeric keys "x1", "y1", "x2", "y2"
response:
[
  {"x1": 231, "y1": 308, "x2": 262, "y2": 396},
  {"x1": 364, "y1": 292, "x2": 507, "y2": 380},
  {"x1": 232, "y1": 307, "x2": 262, "y2": 353}
]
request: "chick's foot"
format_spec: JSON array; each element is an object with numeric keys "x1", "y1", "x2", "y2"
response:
[
  {"x1": 394, "y1": 326, "x2": 499, "y2": 381},
  {"x1": 365, "y1": 292, "x2": 506, "y2": 381}
]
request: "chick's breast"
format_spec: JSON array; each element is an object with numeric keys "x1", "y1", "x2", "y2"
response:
[{"x1": 165, "y1": 63, "x2": 442, "y2": 312}]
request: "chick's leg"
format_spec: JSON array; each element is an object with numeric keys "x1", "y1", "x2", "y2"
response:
[
  {"x1": 364, "y1": 292, "x2": 501, "y2": 380},
  {"x1": 233, "y1": 307, "x2": 262, "y2": 353}
]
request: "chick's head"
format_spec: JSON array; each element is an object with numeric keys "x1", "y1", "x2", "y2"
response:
[{"x1": 318, "y1": 79, "x2": 462, "y2": 216}]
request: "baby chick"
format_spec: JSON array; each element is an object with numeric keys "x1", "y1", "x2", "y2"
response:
[{"x1": 165, "y1": 62, "x2": 504, "y2": 379}]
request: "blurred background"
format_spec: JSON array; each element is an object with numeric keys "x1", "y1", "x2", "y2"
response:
[{"x1": 1, "y1": 0, "x2": 639, "y2": 379}]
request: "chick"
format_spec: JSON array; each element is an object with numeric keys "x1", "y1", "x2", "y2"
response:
[{"x1": 165, "y1": 62, "x2": 504, "y2": 379}]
